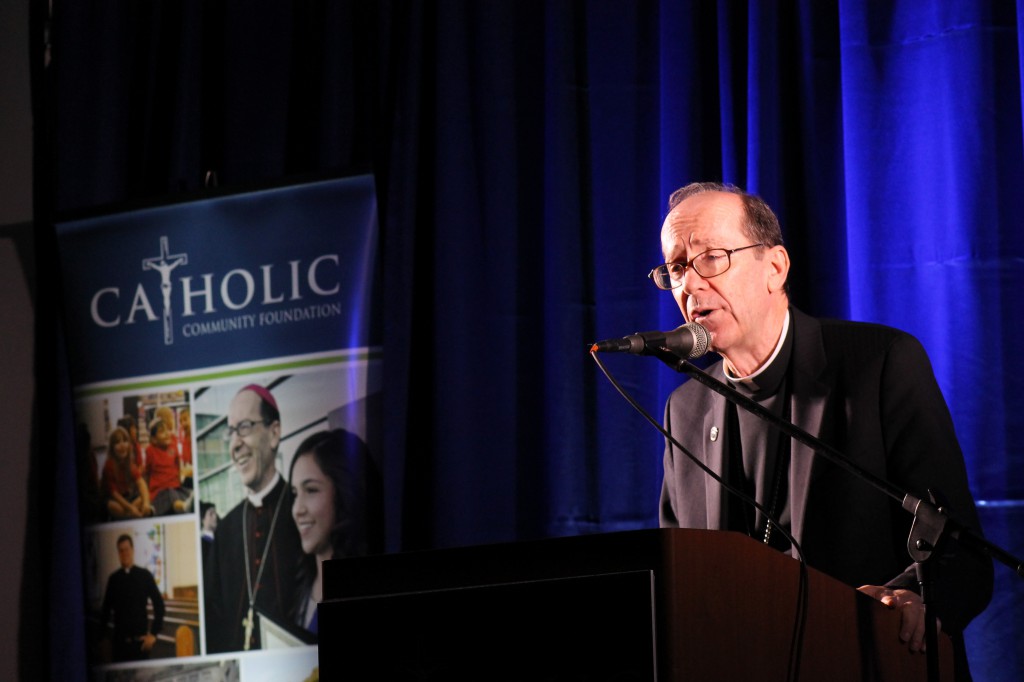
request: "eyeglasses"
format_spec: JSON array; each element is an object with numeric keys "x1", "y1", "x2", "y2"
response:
[
  {"x1": 648, "y1": 243, "x2": 764, "y2": 290},
  {"x1": 222, "y1": 419, "x2": 271, "y2": 442}
]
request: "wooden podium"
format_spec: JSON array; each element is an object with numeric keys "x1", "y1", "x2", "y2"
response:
[{"x1": 319, "y1": 529, "x2": 951, "y2": 680}]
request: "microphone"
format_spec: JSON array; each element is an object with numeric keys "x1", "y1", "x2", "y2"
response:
[{"x1": 590, "y1": 321, "x2": 710, "y2": 359}]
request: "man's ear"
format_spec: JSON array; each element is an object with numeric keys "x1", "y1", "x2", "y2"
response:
[
  {"x1": 268, "y1": 420, "x2": 282, "y2": 450},
  {"x1": 767, "y1": 245, "x2": 790, "y2": 293}
]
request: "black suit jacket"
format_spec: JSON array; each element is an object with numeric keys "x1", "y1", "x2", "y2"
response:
[
  {"x1": 101, "y1": 565, "x2": 165, "y2": 640},
  {"x1": 204, "y1": 476, "x2": 303, "y2": 652},
  {"x1": 659, "y1": 307, "x2": 992, "y2": 633}
]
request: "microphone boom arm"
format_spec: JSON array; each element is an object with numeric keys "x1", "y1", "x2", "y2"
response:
[{"x1": 647, "y1": 346, "x2": 1024, "y2": 579}]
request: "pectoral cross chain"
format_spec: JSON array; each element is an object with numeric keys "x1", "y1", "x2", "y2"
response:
[
  {"x1": 241, "y1": 485, "x2": 286, "y2": 652},
  {"x1": 242, "y1": 606, "x2": 254, "y2": 651}
]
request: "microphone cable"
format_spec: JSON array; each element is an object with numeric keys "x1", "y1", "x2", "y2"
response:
[{"x1": 590, "y1": 348, "x2": 809, "y2": 682}]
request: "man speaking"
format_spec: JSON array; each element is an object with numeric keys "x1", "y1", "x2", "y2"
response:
[{"x1": 652, "y1": 182, "x2": 992, "y2": 680}]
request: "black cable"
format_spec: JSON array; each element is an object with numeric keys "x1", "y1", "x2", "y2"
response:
[{"x1": 591, "y1": 349, "x2": 808, "y2": 682}]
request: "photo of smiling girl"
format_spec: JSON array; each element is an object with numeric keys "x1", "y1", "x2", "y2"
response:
[{"x1": 287, "y1": 428, "x2": 383, "y2": 636}]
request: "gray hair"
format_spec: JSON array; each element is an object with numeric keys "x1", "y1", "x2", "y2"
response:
[{"x1": 667, "y1": 182, "x2": 784, "y2": 248}]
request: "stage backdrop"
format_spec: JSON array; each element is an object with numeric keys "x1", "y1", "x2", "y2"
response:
[
  {"x1": 37, "y1": 3, "x2": 1024, "y2": 682},
  {"x1": 55, "y1": 175, "x2": 381, "y2": 679}
]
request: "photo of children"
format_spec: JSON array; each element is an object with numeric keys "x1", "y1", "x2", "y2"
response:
[{"x1": 76, "y1": 390, "x2": 195, "y2": 523}]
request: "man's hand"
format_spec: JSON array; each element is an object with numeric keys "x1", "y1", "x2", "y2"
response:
[
  {"x1": 139, "y1": 633, "x2": 157, "y2": 652},
  {"x1": 858, "y1": 585, "x2": 936, "y2": 653}
]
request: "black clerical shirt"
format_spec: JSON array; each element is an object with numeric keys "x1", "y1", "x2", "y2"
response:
[{"x1": 100, "y1": 565, "x2": 165, "y2": 647}]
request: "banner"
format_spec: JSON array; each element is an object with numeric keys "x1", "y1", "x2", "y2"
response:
[{"x1": 58, "y1": 175, "x2": 380, "y2": 681}]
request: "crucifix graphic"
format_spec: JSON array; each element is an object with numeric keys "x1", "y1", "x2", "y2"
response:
[{"x1": 142, "y1": 237, "x2": 188, "y2": 345}]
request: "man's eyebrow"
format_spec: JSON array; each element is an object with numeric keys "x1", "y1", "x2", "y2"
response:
[{"x1": 687, "y1": 231, "x2": 716, "y2": 248}]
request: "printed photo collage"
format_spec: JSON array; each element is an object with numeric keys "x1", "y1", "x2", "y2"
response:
[{"x1": 76, "y1": 360, "x2": 382, "y2": 682}]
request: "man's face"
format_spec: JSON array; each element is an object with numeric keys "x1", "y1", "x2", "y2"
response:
[
  {"x1": 227, "y1": 390, "x2": 280, "y2": 493},
  {"x1": 117, "y1": 540, "x2": 134, "y2": 569},
  {"x1": 660, "y1": 191, "x2": 787, "y2": 363}
]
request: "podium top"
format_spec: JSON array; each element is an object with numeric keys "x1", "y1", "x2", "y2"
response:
[
  {"x1": 321, "y1": 528, "x2": 952, "y2": 681},
  {"x1": 323, "y1": 527, "x2": 701, "y2": 600}
]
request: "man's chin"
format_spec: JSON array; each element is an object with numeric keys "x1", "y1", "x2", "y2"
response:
[
  {"x1": 702, "y1": 327, "x2": 736, "y2": 356},
  {"x1": 244, "y1": 470, "x2": 277, "y2": 493},
  {"x1": 235, "y1": 467, "x2": 256, "y2": 488}
]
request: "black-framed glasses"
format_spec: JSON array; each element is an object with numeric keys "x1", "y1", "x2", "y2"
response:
[
  {"x1": 648, "y1": 243, "x2": 764, "y2": 290},
  {"x1": 222, "y1": 419, "x2": 271, "y2": 442}
]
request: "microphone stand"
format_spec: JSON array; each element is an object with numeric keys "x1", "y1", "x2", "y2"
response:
[{"x1": 647, "y1": 347, "x2": 1024, "y2": 681}]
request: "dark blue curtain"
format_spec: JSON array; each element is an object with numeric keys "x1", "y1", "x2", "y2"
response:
[{"x1": 32, "y1": 1, "x2": 1023, "y2": 680}]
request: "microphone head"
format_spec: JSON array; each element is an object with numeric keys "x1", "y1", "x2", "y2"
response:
[{"x1": 678, "y1": 322, "x2": 710, "y2": 358}]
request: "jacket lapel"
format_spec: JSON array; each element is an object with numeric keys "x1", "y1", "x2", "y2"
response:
[
  {"x1": 787, "y1": 309, "x2": 830, "y2": 546},
  {"x1": 703, "y1": 384, "x2": 729, "y2": 529}
]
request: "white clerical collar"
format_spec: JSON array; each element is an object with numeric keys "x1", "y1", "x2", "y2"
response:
[
  {"x1": 724, "y1": 309, "x2": 791, "y2": 384},
  {"x1": 247, "y1": 471, "x2": 281, "y2": 508}
]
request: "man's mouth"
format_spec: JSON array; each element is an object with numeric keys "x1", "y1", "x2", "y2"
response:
[{"x1": 690, "y1": 307, "x2": 716, "y2": 323}]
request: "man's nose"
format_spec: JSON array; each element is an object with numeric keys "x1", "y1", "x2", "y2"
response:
[{"x1": 680, "y1": 265, "x2": 707, "y2": 295}]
